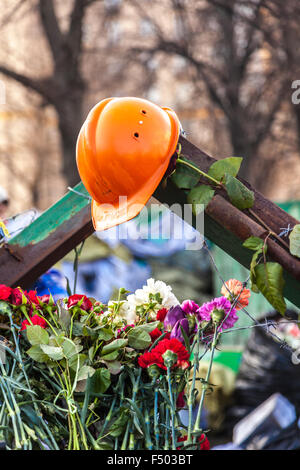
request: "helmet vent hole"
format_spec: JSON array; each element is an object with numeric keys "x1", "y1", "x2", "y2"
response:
[{"x1": 134, "y1": 132, "x2": 139, "y2": 138}]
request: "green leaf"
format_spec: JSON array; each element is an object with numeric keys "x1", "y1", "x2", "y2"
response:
[
  {"x1": 97, "y1": 440, "x2": 113, "y2": 450},
  {"x1": 101, "y1": 338, "x2": 128, "y2": 356},
  {"x1": 56, "y1": 299, "x2": 71, "y2": 332},
  {"x1": 103, "y1": 360, "x2": 122, "y2": 375},
  {"x1": 208, "y1": 157, "x2": 243, "y2": 181},
  {"x1": 171, "y1": 157, "x2": 200, "y2": 189},
  {"x1": 72, "y1": 321, "x2": 84, "y2": 336},
  {"x1": 82, "y1": 325, "x2": 98, "y2": 338},
  {"x1": 97, "y1": 328, "x2": 114, "y2": 341},
  {"x1": 250, "y1": 251, "x2": 261, "y2": 293},
  {"x1": 40, "y1": 344, "x2": 64, "y2": 361},
  {"x1": 100, "y1": 350, "x2": 119, "y2": 361},
  {"x1": 225, "y1": 174, "x2": 254, "y2": 210},
  {"x1": 77, "y1": 365, "x2": 95, "y2": 381},
  {"x1": 254, "y1": 262, "x2": 286, "y2": 314},
  {"x1": 69, "y1": 353, "x2": 87, "y2": 371},
  {"x1": 128, "y1": 328, "x2": 151, "y2": 350},
  {"x1": 243, "y1": 236, "x2": 264, "y2": 251},
  {"x1": 187, "y1": 185, "x2": 215, "y2": 215},
  {"x1": 289, "y1": 224, "x2": 300, "y2": 258},
  {"x1": 89, "y1": 368, "x2": 111, "y2": 395},
  {"x1": 108, "y1": 409, "x2": 129, "y2": 437},
  {"x1": 26, "y1": 325, "x2": 49, "y2": 346},
  {"x1": 133, "y1": 321, "x2": 160, "y2": 334},
  {"x1": 62, "y1": 339, "x2": 79, "y2": 359},
  {"x1": 27, "y1": 345, "x2": 49, "y2": 363}
]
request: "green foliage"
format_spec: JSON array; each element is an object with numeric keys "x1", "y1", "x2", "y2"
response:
[
  {"x1": 89, "y1": 368, "x2": 111, "y2": 395},
  {"x1": 243, "y1": 236, "x2": 264, "y2": 251},
  {"x1": 27, "y1": 345, "x2": 49, "y2": 363},
  {"x1": 77, "y1": 365, "x2": 95, "y2": 381},
  {"x1": 171, "y1": 156, "x2": 200, "y2": 189},
  {"x1": 97, "y1": 327, "x2": 114, "y2": 341},
  {"x1": 40, "y1": 344, "x2": 64, "y2": 361},
  {"x1": 128, "y1": 328, "x2": 151, "y2": 350},
  {"x1": 101, "y1": 338, "x2": 128, "y2": 356},
  {"x1": 26, "y1": 325, "x2": 49, "y2": 346},
  {"x1": 208, "y1": 157, "x2": 242, "y2": 181},
  {"x1": 225, "y1": 174, "x2": 254, "y2": 210},
  {"x1": 187, "y1": 185, "x2": 215, "y2": 215},
  {"x1": 254, "y1": 262, "x2": 286, "y2": 315},
  {"x1": 56, "y1": 299, "x2": 71, "y2": 331},
  {"x1": 289, "y1": 224, "x2": 300, "y2": 258},
  {"x1": 244, "y1": 235, "x2": 286, "y2": 314}
]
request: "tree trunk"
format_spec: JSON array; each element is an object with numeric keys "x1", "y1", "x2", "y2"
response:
[{"x1": 56, "y1": 92, "x2": 84, "y2": 188}]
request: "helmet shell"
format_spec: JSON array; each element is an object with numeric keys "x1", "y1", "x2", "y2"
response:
[{"x1": 76, "y1": 97, "x2": 180, "y2": 230}]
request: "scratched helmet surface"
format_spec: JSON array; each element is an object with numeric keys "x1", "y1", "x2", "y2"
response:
[{"x1": 76, "y1": 97, "x2": 180, "y2": 231}]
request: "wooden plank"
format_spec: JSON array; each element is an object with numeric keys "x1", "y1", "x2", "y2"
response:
[{"x1": 0, "y1": 135, "x2": 299, "y2": 309}]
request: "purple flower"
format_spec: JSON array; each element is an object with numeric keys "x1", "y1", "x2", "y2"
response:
[
  {"x1": 164, "y1": 306, "x2": 192, "y2": 344},
  {"x1": 170, "y1": 318, "x2": 189, "y2": 343},
  {"x1": 164, "y1": 306, "x2": 186, "y2": 331},
  {"x1": 197, "y1": 296, "x2": 238, "y2": 331},
  {"x1": 181, "y1": 300, "x2": 199, "y2": 315}
]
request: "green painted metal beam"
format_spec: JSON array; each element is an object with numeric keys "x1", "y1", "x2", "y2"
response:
[{"x1": 0, "y1": 182, "x2": 93, "y2": 288}]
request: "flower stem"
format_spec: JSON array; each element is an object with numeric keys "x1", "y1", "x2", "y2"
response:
[
  {"x1": 154, "y1": 388, "x2": 159, "y2": 449},
  {"x1": 177, "y1": 158, "x2": 220, "y2": 186},
  {"x1": 166, "y1": 367, "x2": 176, "y2": 450},
  {"x1": 187, "y1": 328, "x2": 201, "y2": 443},
  {"x1": 194, "y1": 327, "x2": 218, "y2": 434}
]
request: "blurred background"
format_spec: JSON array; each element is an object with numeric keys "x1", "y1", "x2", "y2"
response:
[
  {"x1": 1, "y1": 0, "x2": 300, "y2": 319},
  {"x1": 1, "y1": 1, "x2": 300, "y2": 444},
  {"x1": 1, "y1": 0, "x2": 300, "y2": 330},
  {"x1": 0, "y1": 0, "x2": 300, "y2": 213}
]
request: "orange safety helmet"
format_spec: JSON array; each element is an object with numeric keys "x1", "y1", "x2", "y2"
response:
[{"x1": 76, "y1": 97, "x2": 180, "y2": 231}]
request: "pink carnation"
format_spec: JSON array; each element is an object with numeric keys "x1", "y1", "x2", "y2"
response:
[{"x1": 197, "y1": 296, "x2": 238, "y2": 331}]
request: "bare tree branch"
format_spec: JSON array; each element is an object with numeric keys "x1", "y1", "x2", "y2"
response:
[
  {"x1": 0, "y1": 65, "x2": 53, "y2": 102},
  {"x1": 38, "y1": 0, "x2": 63, "y2": 65}
]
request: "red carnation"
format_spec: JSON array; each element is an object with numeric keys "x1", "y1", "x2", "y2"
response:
[
  {"x1": 150, "y1": 328, "x2": 162, "y2": 342},
  {"x1": 138, "y1": 338, "x2": 190, "y2": 371},
  {"x1": 67, "y1": 294, "x2": 92, "y2": 312},
  {"x1": 26, "y1": 290, "x2": 39, "y2": 305},
  {"x1": 0, "y1": 284, "x2": 12, "y2": 301},
  {"x1": 38, "y1": 294, "x2": 50, "y2": 304},
  {"x1": 177, "y1": 434, "x2": 210, "y2": 450},
  {"x1": 21, "y1": 314, "x2": 47, "y2": 331},
  {"x1": 157, "y1": 308, "x2": 168, "y2": 322}
]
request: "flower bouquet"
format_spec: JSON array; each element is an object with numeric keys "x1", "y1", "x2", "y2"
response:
[{"x1": 0, "y1": 278, "x2": 250, "y2": 450}]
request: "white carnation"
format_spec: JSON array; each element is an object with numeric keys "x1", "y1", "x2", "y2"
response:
[
  {"x1": 108, "y1": 300, "x2": 137, "y2": 324},
  {"x1": 127, "y1": 278, "x2": 179, "y2": 317}
]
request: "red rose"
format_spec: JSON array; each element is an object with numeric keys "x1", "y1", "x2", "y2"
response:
[
  {"x1": 21, "y1": 314, "x2": 47, "y2": 331},
  {"x1": 177, "y1": 434, "x2": 210, "y2": 450},
  {"x1": 67, "y1": 294, "x2": 92, "y2": 312},
  {"x1": 149, "y1": 328, "x2": 162, "y2": 342},
  {"x1": 0, "y1": 284, "x2": 12, "y2": 301},
  {"x1": 138, "y1": 338, "x2": 190, "y2": 371},
  {"x1": 157, "y1": 308, "x2": 168, "y2": 322},
  {"x1": 11, "y1": 288, "x2": 26, "y2": 306}
]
